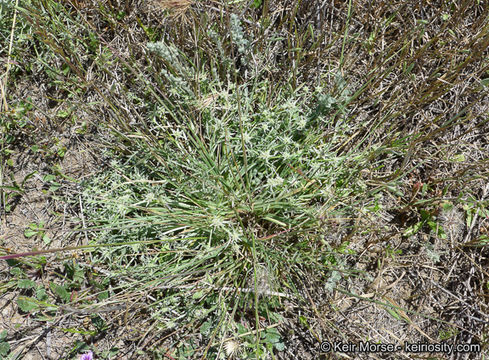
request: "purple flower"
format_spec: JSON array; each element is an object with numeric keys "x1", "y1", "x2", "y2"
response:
[{"x1": 80, "y1": 351, "x2": 93, "y2": 360}]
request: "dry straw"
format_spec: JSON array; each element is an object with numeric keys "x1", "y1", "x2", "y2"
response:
[{"x1": 155, "y1": 0, "x2": 193, "y2": 20}]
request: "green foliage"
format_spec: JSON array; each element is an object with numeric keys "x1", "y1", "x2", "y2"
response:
[
  {"x1": 0, "y1": 330, "x2": 10, "y2": 357},
  {"x1": 17, "y1": 296, "x2": 40, "y2": 313},
  {"x1": 403, "y1": 209, "x2": 447, "y2": 239},
  {"x1": 439, "y1": 327, "x2": 458, "y2": 340},
  {"x1": 50, "y1": 282, "x2": 70, "y2": 303},
  {"x1": 17, "y1": 278, "x2": 36, "y2": 289},
  {"x1": 64, "y1": 261, "x2": 85, "y2": 288},
  {"x1": 24, "y1": 221, "x2": 51, "y2": 245},
  {"x1": 91, "y1": 314, "x2": 108, "y2": 332}
]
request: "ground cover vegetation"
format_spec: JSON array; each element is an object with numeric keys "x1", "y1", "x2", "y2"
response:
[{"x1": 1, "y1": 0, "x2": 489, "y2": 359}]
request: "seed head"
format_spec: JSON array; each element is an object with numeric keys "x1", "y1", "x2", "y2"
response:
[{"x1": 224, "y1": 340, "x2": 240, "y2": 358}]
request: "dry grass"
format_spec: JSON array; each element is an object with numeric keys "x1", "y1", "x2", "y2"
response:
[{"x1": 154, "y1": 0, "x2": 194, "y2": 21}]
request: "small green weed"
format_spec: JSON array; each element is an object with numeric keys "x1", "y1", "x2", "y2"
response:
[
  {"x1": 24, "y1": 221, "x2": 51, "y2": 245},
  {"x1": 0, "y1": 330, "x2": 10, "y2": 358}
]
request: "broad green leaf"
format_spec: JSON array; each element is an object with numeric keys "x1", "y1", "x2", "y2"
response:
[
  {"x1": 403, "y1": 221, "x2": 423, "y2": 237},
  {"x1": 236, "y1": 322, "x2": 247, "y2": 334},
  {"x1": 17, "y1": 297, "x2": 40, "y2": 313},
  {"x1": 265, "y1": 328, "x2": 281, "y2": 343},
  {"x1": 10, "y1": 268, "x2": 24, "y2": 276},
  {"x1": 50, "y1": 283, "x2": 70, "y2": 303},
  {"x1": 0, "y1": 341, "x2": 10, "y2": 356},
  {"x1": 42, "y1": 234, "x2": 51, "y2": 245},
  {"x1": 450, "y1": 154, "x2": 465, "y2": 162},
  {"x1": 17, "y1": 279, "x2": 36, "y2": 289},
  {"x1": 36, "y1": 287, "x2": 48, "y2": 301},
  {"x1": 192, "y1": 290, "x2": 204, "y2": 300},
  {"x1": 24, "y1": 229, "x2": 38, "y2": 238},
  {"x1": 61, "y1": 327, "x2": 97, "y2": 336},
  {"x1": 274, "y1": 342, "x2": 285, "y2": 351},
  {"x1": 98, "y1": 291, "x2": 109, "y2": 301}
]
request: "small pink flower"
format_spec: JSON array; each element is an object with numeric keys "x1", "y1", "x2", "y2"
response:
[{"x1": 80, "y1": 351, "x2": 93, "y2": 360}]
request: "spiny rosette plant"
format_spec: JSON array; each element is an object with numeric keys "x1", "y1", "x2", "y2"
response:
[
  {"x1": 83, "y1": 79, "x2": 364, "y2": 258},
  {"x1": 81, "y1": 35, "x2": 370, "y2": 356}
]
